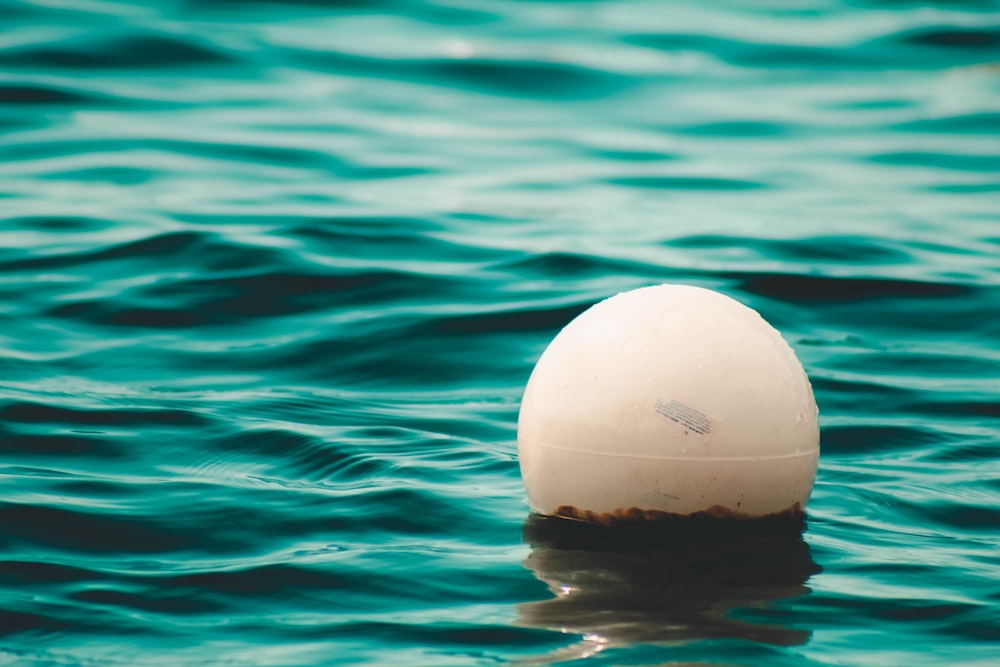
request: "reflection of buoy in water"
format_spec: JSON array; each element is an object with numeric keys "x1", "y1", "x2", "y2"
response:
[
  {"x1": 517, "y1": 284, "x2": 819, "y2": 525},
  {"x1": 517, "y1": 514, "x2": 819, "y2": 653}
]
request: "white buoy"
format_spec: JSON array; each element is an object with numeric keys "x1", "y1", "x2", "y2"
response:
[{"x1": 517, "y1": 284, "x2": 819, "y2": 525}]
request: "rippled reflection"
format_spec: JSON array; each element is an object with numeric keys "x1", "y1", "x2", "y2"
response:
[{"x1": 518, "y1": 514, "x2": 821, "y2": 660}]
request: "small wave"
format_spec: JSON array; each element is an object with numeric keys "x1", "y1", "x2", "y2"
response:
[
  {"x1": 681, "y1": 120, "x2": 789, "y2": 137},
  {"x1": 0, "y1": 401, "x2": 210, "y2": 427},
  {"x1": 626, "y1": 22, "x2": 1000, "y2": 71},
  {"x1": 495, "y1": 250, "x2": 677, "y2": 280},
  {"x1": 867, "y1": 151, "x2": 1000, "y2": 172},
  {"x1": 730, "y1": 272, "x2": 973, "y2": 303},
  {"x1": 0, "y1": 83, "x2": 100, "y2": 106},
  {"x1": 0, "y1": 33, "x2": 236, "y2": 70},
  {"x1": 0, "y1": 502, "x2": 200, "y2": 554},
  {"x1": 890, "y1": 26, "x2": 1000, "y2": 51},
  {"x1": 423, "y1": 302, "x2": 593, "y2": 335},
  {"x1": 210, "y1": 428, "x2": 393, "y2": 484},
  {"x1": 894, "y1": 112, "x2": 1000, "y2": 134},
  {"x1": 0, "y1": 428, "x2": 128, "y2": 459},
  {"x1": 607, "y1": 175, "x2": 765, "y2": 190},
  {"x1": 0, "y1": 230, "x2": 214, "y2": 273},
  {"x1": 670, "y1": 234, "x2": 911, "y2": 263},
  {"x1": 295, "y1": 50, "x2": 630, "y2": 99},
  {"x1": 821, "y1": 424, "x2": 947, "y2": 457}
]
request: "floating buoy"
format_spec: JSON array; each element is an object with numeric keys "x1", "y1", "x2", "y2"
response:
[{"x1": 517, "y1": 284, "x2": 819, "y2": 525}]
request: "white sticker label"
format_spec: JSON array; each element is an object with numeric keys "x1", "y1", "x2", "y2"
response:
[{"x1": 655, "y1": 399, "x2": 712, "y2": 435}]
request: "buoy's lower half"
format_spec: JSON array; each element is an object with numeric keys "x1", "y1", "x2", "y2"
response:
[{"x1": 520, "y1": 442, "x2": 818, "y2": 526}]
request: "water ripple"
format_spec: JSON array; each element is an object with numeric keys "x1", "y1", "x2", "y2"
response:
[
  {"x1": 1, "y1": 0, "x2": 998, "y2": 666},
  {"x1": 0, "y1": 33, "x2": 236, "y2": 70}
]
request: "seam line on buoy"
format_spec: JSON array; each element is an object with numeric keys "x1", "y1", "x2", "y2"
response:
[{"x1": 528, "y1": 442, "x2": 820, "y2": 462}]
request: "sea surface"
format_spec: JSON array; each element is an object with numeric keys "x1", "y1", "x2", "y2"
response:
[{"x1": 1, "y1": 1, "x2": 999, "y2": 665}]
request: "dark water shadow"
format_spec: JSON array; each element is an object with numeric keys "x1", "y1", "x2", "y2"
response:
[{"x1": 517, "y1": 514, "x2": 820, "y2": 660}]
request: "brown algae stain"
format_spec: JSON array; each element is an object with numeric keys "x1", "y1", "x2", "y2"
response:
[{"x1": 554, "y1": 502, "x2": 804, "y2": 527}]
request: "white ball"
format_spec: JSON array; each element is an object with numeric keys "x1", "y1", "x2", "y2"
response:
[{"x1": 517, "y1": 284, "x2": 819, "y2": 525}]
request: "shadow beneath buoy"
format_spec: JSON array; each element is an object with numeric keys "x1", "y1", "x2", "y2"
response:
[{"x1": 517, "y1": 513, "x2": 821, "y2": 659}]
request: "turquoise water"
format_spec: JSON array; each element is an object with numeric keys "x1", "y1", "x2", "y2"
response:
[{"x1": 1, "y1": 0, "x2": 999, "y2": 665}]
